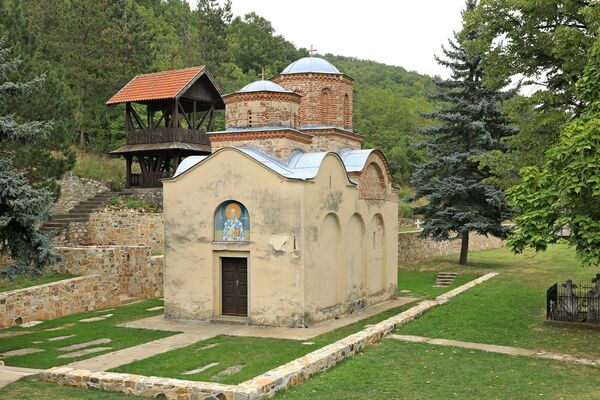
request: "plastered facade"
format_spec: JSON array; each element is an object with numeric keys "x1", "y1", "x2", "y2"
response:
[{"x1": 163, "y1": 148, "x2": 397, "y2": 327}]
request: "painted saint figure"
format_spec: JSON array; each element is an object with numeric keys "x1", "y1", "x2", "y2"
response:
[{"x1": 222, "y1": 203, "x2": 245, "y2": 241}]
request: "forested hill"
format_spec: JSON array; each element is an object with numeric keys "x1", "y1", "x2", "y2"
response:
[{"x1": 0, "y1": 0, "x2": 437, "y2": 187}]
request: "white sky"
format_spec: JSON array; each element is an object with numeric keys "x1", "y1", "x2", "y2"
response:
[{"x1": 225, "y1": 0, "x2": 467, "y2": 78}]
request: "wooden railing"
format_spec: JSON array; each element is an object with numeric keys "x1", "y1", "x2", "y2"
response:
[{"x1": 126, "y1": 128, "x2": 210, "y2": 146}]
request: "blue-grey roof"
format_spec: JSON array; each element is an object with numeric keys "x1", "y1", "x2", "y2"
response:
[
  {"x1": 238, "y1": 80, "x2": 291, "y2": 93},
  {"x1": 281, "y1": 57, "x2": 341, "y2": 74},
  {"x1": 173, "y1": 147, "x2": 374, "y2": 181}
]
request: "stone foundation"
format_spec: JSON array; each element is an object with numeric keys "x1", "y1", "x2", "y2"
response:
[
  {"x1": 0, "y1": 276, "x2": 119, "y2": 328},
  {"x1": 398, "y1": 230, "x2": 506, "y2": 262}
]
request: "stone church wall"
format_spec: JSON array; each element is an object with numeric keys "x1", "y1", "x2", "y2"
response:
[
  {"x1": 272, "y1": 73, "x2": 354, "y2": 129},
  {"x1": 397, "y1": 230, "x2": 506, "y2": 263},
  {"x1": 224, "y1": 91, "x2": 300, "y2": 129},
  {"x1": 210, "y1": 132, "x2": 312, "y2": 161}
]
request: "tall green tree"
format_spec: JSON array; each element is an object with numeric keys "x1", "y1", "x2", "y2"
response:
[
  {"x1": 467, "y1": 0, "x2": 599, "y2": 187},
  {"x1": 409, "y1": 0, "x2": 514, "y2": 265},
  {"x1": 0, "y1": 0, "x2": 76, "y2": 200},
  {"x1": 0, "y1": 41, "x2": 58, "y2": 276},
  {"x1": 508, "y1": 36, "x2": 600, "y2": 267}
]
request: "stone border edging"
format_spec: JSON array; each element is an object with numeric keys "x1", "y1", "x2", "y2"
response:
[{"x1": 39, "y1": 272, "x2": 498, "y2": 400}]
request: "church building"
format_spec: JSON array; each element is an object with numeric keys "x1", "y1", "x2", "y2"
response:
[{"x1": 162, "y1": 57, "x2": 398, "y2": 327}]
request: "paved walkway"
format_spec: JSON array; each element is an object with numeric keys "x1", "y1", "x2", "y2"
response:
[
  {"x1": 68, "y1": 297, "x2": 415, "y2": 371},
  {"x1": 0, "y1": 365, "x2": 42, "y2": 388},
  {"x1": 389, "y1": 334, "x2": 600, "y2": 367}
]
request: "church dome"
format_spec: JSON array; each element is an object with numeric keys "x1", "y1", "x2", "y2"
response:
[
  {"x1": 281, "y1": 57, "x2": 341, "y2": 74},
  {"x1": 238, "y1": 80, "x2": 291, "y2": 93}
]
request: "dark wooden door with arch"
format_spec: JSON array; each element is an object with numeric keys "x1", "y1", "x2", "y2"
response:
[{"x1": 221, "y1": 257, "x2": 248, "y2": 316}]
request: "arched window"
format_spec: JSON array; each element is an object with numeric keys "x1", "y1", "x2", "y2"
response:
[
  {"x1": 343, "y1": 93, "x2": 350, "y2": 127},
  {"x1": 215, "y1": 200, "x2": 250, "y2": 241},
  {"x1": 321, "y1": 88, "x2": 331, "y2": 123}
]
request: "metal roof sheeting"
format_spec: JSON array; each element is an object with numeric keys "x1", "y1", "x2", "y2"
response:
[
  {"x1": 173, "y1": 147, "x2": 374, "y2": 180},
  {"x1": 281, "y1": 57, "x2": 341, "y2": 74},
  {"x1": 238, "y1": 80, "x2": 291, "y2": 93}
]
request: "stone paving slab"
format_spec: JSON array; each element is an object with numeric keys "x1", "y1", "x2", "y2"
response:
[
  {"x1": 59, "y1": 338, "x2": 112, "y2": 352},
  {"x1": 0, "y1": 365, "x2": 43, "y2": 389},
  {"x1": 388, "y1": 334, "x2": 600, "y2": 367},
  {"x1": 58, "y1": 347, "x2": 113, "y2": 359},
  {"x1": 47, "y1": 334, "x2": 76, "y2": 342},
  {"x1": 0, "y1": 348, "x2": 44, "y2": 358},
  {"x1": 182, "y1": 362, "x2": 219, "y2": 375}
]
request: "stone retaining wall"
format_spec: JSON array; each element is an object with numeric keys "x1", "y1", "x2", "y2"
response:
[
  {"x1": 398, "y1": 230, "x2": 506, "y2": 262},
  {"x1": 51, "y1": 246, "x2": 163, "y2": 300},
  {"x1": 39, "y1": 273, "x2": 498, "y2": 400},
  {"x1": 0, "y1": 275, "x2": 119, "y2": 329},
  {"x1": 88, "y1": 209, "x2": 163, "y2": 254},
  {"x1": 53, "y1": 172, "x2": 111, "y2": 214}
]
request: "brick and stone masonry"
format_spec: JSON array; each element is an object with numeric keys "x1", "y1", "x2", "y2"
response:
[{"x1": 223, "y1": 91, "x2": 302, "y2": 130}]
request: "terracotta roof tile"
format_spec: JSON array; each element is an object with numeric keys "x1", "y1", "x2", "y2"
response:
[{"x1": 106, "y1": 66, "x2": 205, "y2": 105}]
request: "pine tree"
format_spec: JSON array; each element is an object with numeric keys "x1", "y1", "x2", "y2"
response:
[
  {"x1": 0, "y1": 40, "x2": 58, "y2": 277},
  {"x1": 409, "y1": 0, "x2": 514, "y2": 265}
]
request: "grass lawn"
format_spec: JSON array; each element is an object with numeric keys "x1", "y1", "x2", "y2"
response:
[
  {"x1": 275, "y1": 339, "x2": 600, "y2": 400},
  {"x1": 0, "y1": 299, "x2": 174, "y2": 369},
  {"x1": 396, "y1": 244, "x2": 600, "y2": 357},
  {"x1": 109, "y1": 269, "x2": 479, "y2": 384},
  {"x1": 0, "y1": 273, "x2": 76, "y2": 293},
  {"x1": 0, "y1": 379, "x2": 135, "y2": 400}
]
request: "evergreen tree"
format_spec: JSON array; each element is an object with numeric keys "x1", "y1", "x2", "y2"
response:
[
  {"x1": 409, "y1": 0, "x2": 514, "y2": 265},
  {"x1": 0, "y1": 40, "x2": 58, "y2": 276}
]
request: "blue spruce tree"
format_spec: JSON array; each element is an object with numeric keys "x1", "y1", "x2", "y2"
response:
[
  {"x1": 0, "y1": 40, "x2": 58, "y2": 276},
  {"x1": 409, "y1": 0, "x2": 514, "y2": 265}
]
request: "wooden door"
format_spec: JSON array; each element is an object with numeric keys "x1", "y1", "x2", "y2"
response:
[{"x1": 221, "y1": 257, "x2": 248, "y2": 316}]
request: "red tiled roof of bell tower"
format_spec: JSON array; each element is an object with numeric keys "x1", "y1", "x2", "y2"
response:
[{"x1": 106, "y1": 66, "x2": 205, "y2": 105}]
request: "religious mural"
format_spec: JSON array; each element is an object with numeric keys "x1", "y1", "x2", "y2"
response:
[{"x1": 215, "y1": 200, "x2": 250, "y2": 241}]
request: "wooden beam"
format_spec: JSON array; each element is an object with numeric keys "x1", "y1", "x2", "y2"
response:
[
  {"x1": 196, "y1": 110, "x2": 209, "y2": 130},
  {"x1": 125, "y1": 103, "x2": 133, "y2": 131},
  {"x1": 208, "y1": 104, "x2": 216, "y2": 131},
  {"x1": 125, "y1": 155, "x2": 132, "y2": 188},
  {"x1": 178, "y1": 102, "x2": 192, "y2": 128},
  {"x1": 192, "y1": 100, "x2": 197, "y2": 132},
  {"x1": 130, "y1": 106, "x2": 146, "y2": 130}
]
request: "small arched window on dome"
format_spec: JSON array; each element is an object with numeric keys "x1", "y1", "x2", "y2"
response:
[
  {"x1": 343, "y1": 93, "x2": 350, "y2": 128},
  {"x1": 320, "y1": 88, "x2": 331, "y2": 124},
  {"x1": 247, "y1": 110, "x2": 252, "y2": 128}
]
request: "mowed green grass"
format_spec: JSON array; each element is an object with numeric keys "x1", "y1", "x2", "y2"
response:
[
  {"x1": 0, "y1": 299, "x2": 174, "y2": 369},
  {"x1": 275, "y1": 340, "x2": 600, "y2": 400},
  {"x1": 397, "y1": 244, "x2": 600, "y2": 357},
  {"x1": 110, "y1": 301, "x2": 421, "y2": 385},
  {"x1": 0, "y1": 379, "x2": 135, "y2": 400},
  {"x1": 0, "y1": 273, "x2": 75, "y2": 293},
  {"x1": 109, "y1": 271, "x2": 477, "y2": 384}
]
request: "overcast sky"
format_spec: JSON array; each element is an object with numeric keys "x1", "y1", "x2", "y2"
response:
[{"x1": 224, "y1": 0, "x2": 467, "y2": 78}]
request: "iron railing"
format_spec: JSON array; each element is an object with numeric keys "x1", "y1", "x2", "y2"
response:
[{"x1": 547, "y1": 278, "x2": 600, "y2": 323}]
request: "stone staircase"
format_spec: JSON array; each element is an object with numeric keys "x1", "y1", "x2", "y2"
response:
[
  {"x1": 434, "y1": 272, "x2": 457, "y2": 287},
  {"x1": 40, "y1": 191, "x2": 120, "y2": 234}
]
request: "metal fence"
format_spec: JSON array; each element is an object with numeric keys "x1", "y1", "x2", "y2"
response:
[{"x1": 547, "y1": 279, "x2": 600, "y2": 323}]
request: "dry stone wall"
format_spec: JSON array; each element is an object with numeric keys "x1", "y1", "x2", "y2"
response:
[
  {"x1": 52, "y1": 246, "x2": 163, "y2": 300},
  {"x1": 88, "y1": 209, "x2": 164, "y2": 254},
  {"x1": 53, "y1": 172, "x2": 111, "y2": 214},
  {"x1": 0, "y1": 276, "x2": 119, "y2": 328},
  {"x1": 398, "y1": 230, "x2": 506, "y2": 262}
]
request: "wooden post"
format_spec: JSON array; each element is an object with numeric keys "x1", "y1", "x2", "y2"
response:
[
  {"x1": 173, "y1": 100, "x2": 179, "y2": 128},
  {"x1": 208, "y1": 104, "x2": 216, "y2": 131},
  {"x1": 193, "y1": 100, "x2": 197, "y2": 132},
  {"x1": 125, "y1": 103, "x2": 132, "y2": 131},
  {"x1": 125, "y1": 155, "x2": 132, "y2": 188}
]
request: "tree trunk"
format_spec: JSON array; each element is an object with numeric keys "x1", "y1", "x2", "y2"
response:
[{"x1": 459, "y1": 231, "x2": 469, "y2": 265}]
